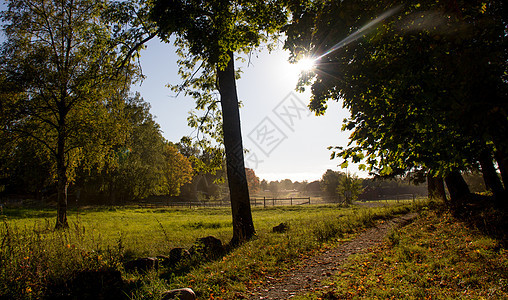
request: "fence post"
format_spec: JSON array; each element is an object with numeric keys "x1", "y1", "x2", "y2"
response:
[
  {"x1": 263, "y1": 197, "x2": 266, "y2": 208},
  {"x1": 273, "y1": 198, "x2": 275, "y2": 206},
  {"x1": 290, "y1": 197, "x2": 293, "y2": 206}
]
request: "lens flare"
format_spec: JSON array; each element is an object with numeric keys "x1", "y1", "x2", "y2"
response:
[
  {"x1": 296, "y1": 57, "x2": 316, "y2": 73},
  {"x1": 316, "y1": 5, "x2": 403, "y2": 61}
]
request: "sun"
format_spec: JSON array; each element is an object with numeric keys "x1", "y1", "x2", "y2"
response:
[{"x1": 296, "y1": 57, "x2": 316, "y2": 73}]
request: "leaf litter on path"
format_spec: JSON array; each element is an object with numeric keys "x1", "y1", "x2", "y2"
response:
[{"x1": 249, "y1": 213, "x2": 418, "y2": 300}]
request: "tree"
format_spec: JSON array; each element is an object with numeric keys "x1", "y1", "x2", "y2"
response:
[
  {"x1": 285, "y1": 0, "x2": 507, "y2": 205},
  {"x1": 114, "y1": 94, "x2": 167, "y2": 201},
  {"x1": 427, "y1": 174, "x2": 447, "y2": 202},
  {"x1": 320, "y1": 169, "x2": 344, "y2": 200},
  {"x1": 268, "y1": 181, "x2": 281, "y2": 198},
  {"x1": 337, "y1": 172, "x2": 363, "y2": 204},
  {"x1": 280, "y1": 179, "x2": 294, "y2": 191},
  {"x1": 176, "y1": 141, "x2": 229, "y2": 201},
  {"x1": 161, "y1": 143, "x2": 194, "y2": 196},
  {"x1": 305, "y1": 180, "x2": 322, "y2": 195},
  {"x1": 148, "y1": 0, "x2": 288, "y2": 245},
  {"x1": 245, "y1": 168, "x2": 260, "y2": 194},
  {"x1": 293, "y1": 181, "x2": 307, "y2": 192},
  {"x1": 0, "y1": 138, "x2": 53, "y2": 199},
  {"x1": 260, "y1": 179, "x2": 269, "y2": 192},
  {"x1": 75, "y1": 94, "x2": 192, "y2": 203},
  {"x1": 0, "y1": 0, "x2": 135, "y2": 227},
  {"x1": 109, "y1": 0, "x2": 288, "y2": 244}
]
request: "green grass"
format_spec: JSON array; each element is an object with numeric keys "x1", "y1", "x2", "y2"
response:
[
  {"x1": 294, "y1": 207, "x2": 508, "y2": 300},
  {"x1": 0, "y1": 201, "x2": 419, "y2": 299}
]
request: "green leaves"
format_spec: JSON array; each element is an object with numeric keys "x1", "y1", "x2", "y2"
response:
[
  {"x1": 0, "y1": 0, "x2": 140, "y2": 212},
  {"x1": 152, "y1": 0, "x2": 288, "y2": 68},
  {"x1": 285, "y1": 0, "x2": 508, "y2": 179}
]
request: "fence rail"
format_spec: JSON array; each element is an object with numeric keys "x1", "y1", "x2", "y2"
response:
[
  {"x1": 250, "y1": 197, "x2": 311, "y2": 207},
  {"x1": 136, "y1": 195, "x2": 426, "y2": 209},
  {"x1": 360, "y1": 194, "x2": 427, "y2": 203},
  {"x1": 137, "y1": 197, "x2": 312, "y2": 209}
]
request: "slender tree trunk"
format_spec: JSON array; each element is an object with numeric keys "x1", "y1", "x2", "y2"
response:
[
  {"x1": 479, "y1": 149, "x2": 504, "y2": 198},
  {"x1": 427, "y1": 173, "x2": 447, "y2": 202},
  {"x1": 55, "y1": 107, "x2": 69, "y2": 229},
  {"x1": 444, "y1": 170, "x2": 470, "y2": 208},
  {"x1": 55, "y1": 149, "x2": 69, "y2": 229},
  {"x1": 494, "y1": 150, "x2": 508, "y2": 190},
  {"x1": 217, "y1": 51, "x2": 255, "y2": 246}
]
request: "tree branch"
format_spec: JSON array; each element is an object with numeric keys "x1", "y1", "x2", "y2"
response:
[{"x1": 116, "y1": 30, "x2": 159, "y2": 75}]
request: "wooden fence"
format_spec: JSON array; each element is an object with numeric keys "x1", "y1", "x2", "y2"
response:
[
  {"x1": 138, "y1": 197, "x2": 311, "y2": 209},
  {"x1": 250, "y1": 197, "x2": 311, "y2": 207},
  {"x1": 360, "y1": 194, "x2": 426, "y2": 203}
]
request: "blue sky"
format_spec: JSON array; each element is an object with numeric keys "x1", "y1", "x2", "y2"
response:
[{"x1": 134, "y1": 38, "x2": 363, "y2": 182}]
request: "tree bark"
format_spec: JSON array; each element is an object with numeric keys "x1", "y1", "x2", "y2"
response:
[
  {"x1": 479, "y1": 149, "x2": 504, "y2": 198},
  {"x1": 217, "y1": 51, "x2": 255, "y2": 246},
  {"x1": 55, "y1": 106, "x2": 69, "y2": 229},
  {"x1": 444, "y1": 170, "x2": 470, "y2": 207},
  {"x1": 427, "y1": 173, "x2": 447, "y2": 201},
  {"x1": 55, "y1": 149, "x2": 69, "y2": 229},
  {"x1": 494, "y1": 150, "x2": 508, "y2": 190}
]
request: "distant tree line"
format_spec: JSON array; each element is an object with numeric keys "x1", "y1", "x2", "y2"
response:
[{"x1": 246, "y1": 169, "x2": 433, "y2": 204}]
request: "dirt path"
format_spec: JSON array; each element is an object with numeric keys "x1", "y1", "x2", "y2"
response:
[{"x1": 248, "y1": 213, "x2": 418, "y2": 300}]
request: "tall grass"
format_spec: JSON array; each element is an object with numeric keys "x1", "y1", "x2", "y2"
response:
[
  {"x1": 0, "y1": 218, "x2": 122, "y2": 298},
  {"x1": 0, "y1": 201, "x2": 419, "y2": 299}
]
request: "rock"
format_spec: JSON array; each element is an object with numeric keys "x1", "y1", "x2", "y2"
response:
[
  {"x1": 161, "y1": 288, "x2": 196, "y2": 300},
  {"x1": 158, "y1": 248, "x2": 191, "y2": 267},
  {"x1": 157, "y1": 255, "x2": 171, "y2": 266},
  {"x1": 170, "y1": 247, "x2": 192, "y2": 264},
  {"x1": 272, "y1": 222, "x2": 289, "y2": 233},
  {"x1": 124, "y1": 257, "x2": 158, "y2": 272},
  {"x1": 189, "y1": 236, "x2": 225, "y2": 259}
]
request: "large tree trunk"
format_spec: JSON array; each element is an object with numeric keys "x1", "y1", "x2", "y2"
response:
[
  {"x1": 444, "y1": 170, "x2": 471, "y2": 208},
  {"x1": 427, "y1": 173, "x2": 447, "y2": 202},
  {"x1": 217, "y1": 51, "x2": 255, "y2": 246},
  {"x1": 479, "y1": 149, "x2": 504, "y2": 199}
]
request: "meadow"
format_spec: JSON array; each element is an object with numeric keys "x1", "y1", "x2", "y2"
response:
[
  {"x1": 5, "y1": 199, "x2": 505, "y2": 299},
  {"x1": 0, "y1": 201, "x2": 416, "y2": 299}
]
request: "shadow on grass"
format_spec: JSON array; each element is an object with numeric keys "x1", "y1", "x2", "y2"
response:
[
  {"x1": 2, "y1": 207, "x2": 55, "y2": 219},
  {"x1": 453, "y1": 194, "x2": 508, "y2": 245}
]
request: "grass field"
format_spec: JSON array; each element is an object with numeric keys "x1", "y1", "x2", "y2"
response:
[
  {"x1": 0, "y1": 201, "x2": 416, "y2": 299},
  {"x1": 295, "y1": 207, "x2": 508, "y2": 300},
  {"x1": 3, "y1": 199, "x2": 505, "y2": 299}
]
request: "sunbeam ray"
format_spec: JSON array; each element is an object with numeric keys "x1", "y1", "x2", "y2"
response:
[{"x1": 315, "y1": 5, "x2": 403, "y2": 61}]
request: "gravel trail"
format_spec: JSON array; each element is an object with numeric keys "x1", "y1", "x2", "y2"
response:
[{"x1": 248, "y1": 213, "x2": 418, "y2": 300}]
